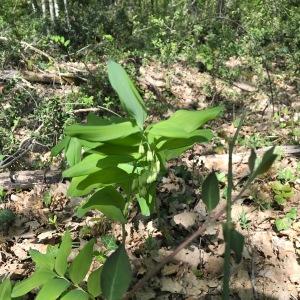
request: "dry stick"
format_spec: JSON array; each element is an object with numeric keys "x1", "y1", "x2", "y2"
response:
[{"x1": 124, "y1": 183, "x2": 250, "y2": 300}]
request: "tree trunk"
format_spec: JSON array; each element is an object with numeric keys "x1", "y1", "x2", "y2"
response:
[
  {"x1": 41, "y1": 0, "x2": 47, "y2": 18},
  {"x1": 54, "y1": 0, "x2": 59, "y2": 18},
  {"x1": 49, "y1": 0, "x2": 55, "y2": 22},
  {"x1": 63, "y1": 0, "x2": 71, "y2": 29},
  {"x1": 216, "y1": 0, "x2": 226, "y2": 17}
]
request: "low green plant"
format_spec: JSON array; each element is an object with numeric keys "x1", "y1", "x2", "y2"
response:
[
  {"x1": 50, "y1": 35, "x2": 70, "y2": 48},
  {"x1": 49, "y1": 60, "x2": 222, "y2": 299},
  {"x1": 270, "y1": 181, "x2": 294, "y2": 206},
  {"x1": 43, "y1": 190, "x2": 52, "y2": 207},
  {"x1": 275, "y1": 208, "x2": 297, "y2": 231},
  {"x1": 0, "y1": 208, "x2": 15, "y2": 232},
  {"x1": 48, "y1": 215, "x2": 58, "y2": 229},
  {"x1": 201, "y1": 119, "x2": 277, "y2": 299},
  {"x1": 277, "y1": 167, "x2": 296, "y2": 182},
  {"x1": 0, "y1": 186, "x2": 6, "y2": 201},
  {"x1": 239, "y1": 210, "x2": 250, "y2": 230}
]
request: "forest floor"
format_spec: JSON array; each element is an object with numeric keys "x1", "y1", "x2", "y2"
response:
[{"x1": 0, "y1": 58, "x2": 299, "y2": 299}]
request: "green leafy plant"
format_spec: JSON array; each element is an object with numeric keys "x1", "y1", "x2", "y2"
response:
[
  {"x1": 52, "y1": 60, "x2": 222, "y2": 227},
  {"x1": 0, "y1": 208, "x2": 15, "y2": 232},
  {"x1": 201, "y1": 117, "x2": 277, "y2": 299},
  {"x1": 50, "y1": 35, "x2": 70, "y2": 48},
  {"x1": 275, "y1": 208, "x2": 297, "y2": 231},
  {"x1": 0, "y1": 186, "x2": 6, "y2": 201},
  {"x1": 48, "y1": 215, "x2": 58, "y2": 228},
  {"x1": 49, "y1": 60, "x2": 222, "y2": 298},
  {"x1": 271, "y1": 181, "x2": 294, "y2": 206},
  {"x1": 239, "y1": 210, "x2": 251, "y2": 230},
  {"x1": 3, "y1": 231, "x2": 132, "y2": 300},
  {"x1": 277, "y1": 167, "x2": 295, "y2": 182}
]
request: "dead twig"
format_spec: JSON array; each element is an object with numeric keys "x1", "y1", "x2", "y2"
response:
[{"x1": 124, "y1": 182, "x2": 250, "y2": 299}]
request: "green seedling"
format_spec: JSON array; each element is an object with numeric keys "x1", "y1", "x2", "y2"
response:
[
  {"x1": 0, "y1": 208, "x2": 15, "y2": 232},
  {"x1": 48, "y1": 215, "x2": 58, "y2": 228},
  {"x1": 277, "y1": 167, "x2": 295, "y2": 182},
  {"x1": 43, "y1": 190, "x2": 52, "y2": 207},
  {"x1": 275, "y1": 208, "x2": 297, "y2": 231},
  {"x1": 50, "y1": 35, "x2": 70, "y2": 48},
  {"x1": 271, "y1": 181, "x2": 294, "y2": 206},
  {"x1": 239, "y1": 210, "x2": 250, "y2": 230},
  {"x1": 0, "y1": 186, "x2": 6, "y2": 201}
]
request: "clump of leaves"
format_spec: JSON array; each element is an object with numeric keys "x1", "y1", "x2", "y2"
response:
[
  {"x1": 275, "y1": 208, "x2": 297, "y2": 231},
  {"x1": 0, "y1": 208, "x2": 15, "y2": 232},
  {"x1": 49, "y1": 60, "x2": 222, "y2": 298},
  {"x1": 2, "y1": 231, "x2": 131, "y2": 300},
  {"x1": 270, "y1": 181, "x2": 294, "y2": 206},
  {"x1": 239, "y1": 210, "x2": 251, "y2": 230},
  {"x1": 52, "y1": 62, "x2": 222, "y2": 224}
]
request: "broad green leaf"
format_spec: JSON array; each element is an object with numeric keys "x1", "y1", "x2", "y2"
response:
[
  {"x1": 36, "y1": 278, "x2": 70, "y2": 300},
  {"x1": 159, "y1": 146, "x2": 191, "y2": 161},
  {"x1": 29, "y1": 249, "x2": 55, "y2": 270},
  {"x1": 51, "y1": 136, "x2": 70, "y2": 156},
  {"x1": 60, "y1": 289, "x2": 89, "y2": 300},
  {"x1": 101, "y1": 244, "x2": 132, "y2": 300},
  {"x1": 63, "y1": 154, "x2": 105, "y2": 178},
  {"x1": 248, "y1": 148, "x2": 257, "y2": 173},
  {"x1": 148, "y1": 107, "x2": 222, "y2": 137},
  {"x1": 87, "y1": 114, "x2": 128, "y2": 126},
  {"x1": 67, "y1": 175, "x2": 103, "y2": 197},
  {"x1": 87, "y1": 267, "x2": 102, "y2": 297},
  {"x1": 286, "y1": 208, "x2": 297, "y2": 220},
  {"x1": 78, "y1": 167, "x2": 131, "y2": 190},
  {"x1": 65, "y1": 122, "x2": 139, "y2": 142},
  {"x1": 90, "y1": 143, "x2": 139, "y2": 156},
  {"x1": 223, "y1": 225, "x2": 244, "y2": 263},
  {"x1": 202, "y1": 172, "x2": 220, "y2": 212},
  {"x1": 107, "y1": 133, "x2": 142, "y2": 146},
  {"x1": 82, "y1": 186, "x2": 126, "y2": 223},
  {"x1": 101, "y1": 235, "x2": 118, "y2": 251},
  {"x1": 69, "y1": 239, "x2": 95, "y2": 285},
  {"x1": 108, "y1": 60, "x2": 147, "y2": 128},
  {"x1": 137, "y1": 183, "x2": 156, "y2": 217},
  {"x1": 78, "y1": 139, "x2": 103, "y2": 150},
  {"x1": 0, "y1": 279, "x2": 11, "y2": 300},
  {"x1": 11, "y1": 269, "x2": 56, "y2": 297},
  {"x1": 275, "y1": 217, "x2": 293, "y2": 231},
  {"x1": 230, "y1": 229, "x2": 244, "y2": 263},
  {"x1": 252, "y1": 146, "x2": 277, "y2": 177},
  {"x1": 55, "y1": 231, "x2": 72, "y2": 276},
  {"x1": 156, "y1": 129, "x2": 213, "y2": 150},
  {"x1": 65, "y1": 137, "x2": 81, "y2": 167}
]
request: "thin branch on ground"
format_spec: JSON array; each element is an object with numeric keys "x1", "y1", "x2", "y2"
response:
[{"x1": 124, "y1": 180, "x2": 251, "y2": 299}]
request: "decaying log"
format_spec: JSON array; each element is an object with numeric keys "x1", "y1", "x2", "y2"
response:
[
  {"x1": 197, "y1": 145, "x2": 300, "y2": 177},
  {"x1": 0, "y1": 170, "x2": 62, "y2": 190},
  {"x1": 0, "y1": 69, "x2": 86, "y2": 85}
]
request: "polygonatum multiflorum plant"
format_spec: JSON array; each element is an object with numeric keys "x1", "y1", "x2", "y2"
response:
[
  {"x1": 53, "y1": 61, "x2": 222, "y2": 226},
  {"x1": 0, "y1": 61, "x2": 278, "y2": 299},
  {"x1": 0, "y1": 61, "x2": 223, "y2": 300}
]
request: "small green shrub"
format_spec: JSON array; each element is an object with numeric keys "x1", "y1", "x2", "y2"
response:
[
  {"x1": 0, "y1": 208, "x2": 15, "y2": 232},
  {"x1": 271, "y1": 181, "x2": 294, "y2": 206},
  {"x1": 275, "y1": 208, "x2": 297, "y2": 231}
]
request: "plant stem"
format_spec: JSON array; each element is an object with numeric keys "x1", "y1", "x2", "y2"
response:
[
  {"x1": 223, "y1": 114, "x2": 244, "y2": 299},
  {"x1": 122, "y1": 223, "x2": 126, "y2": 244},
  {"x1": 223, "y1": 138, "x2": 233, "y2": 299}
]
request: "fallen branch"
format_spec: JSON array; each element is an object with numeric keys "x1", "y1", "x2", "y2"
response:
[
  {"x1": 0, "y1": 170, "x2": 62, "y2": 190},
  {"x1": 125, "y1": 182, "x2": 248, "y2": 299},
  {"x1": 0, "y1": 69, "x2": 85, "y2": 85},
  {"x1": 197, "y1": 145, "x2": 300, "y2": 176}
]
